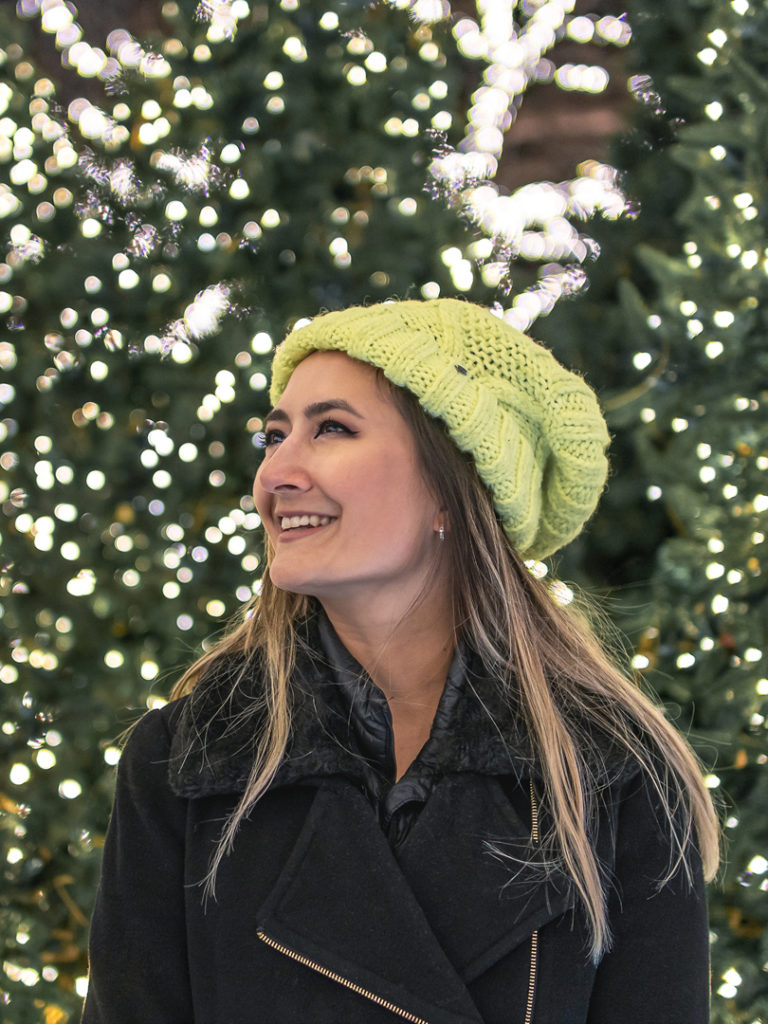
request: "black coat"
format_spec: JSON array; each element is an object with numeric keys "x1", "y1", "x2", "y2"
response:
[{"x1": 83, "y1": 641, "x2": 709, "y2": 1024}]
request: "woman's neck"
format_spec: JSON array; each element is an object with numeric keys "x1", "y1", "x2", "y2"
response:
[
  {"x1": 319, "y1": 594, "x2": 455, "y2": 703},
  {"x1": 319, "y1": 592, "x2": 455, "y2": 778}
]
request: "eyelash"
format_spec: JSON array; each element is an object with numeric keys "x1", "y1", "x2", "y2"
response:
[{"x1": 262, "y1": 419, "x2": 355, "y2": 447}]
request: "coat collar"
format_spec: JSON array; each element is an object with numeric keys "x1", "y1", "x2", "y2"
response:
[
  {"x1": 166, "y1": 617, "x2": 620, "y2": 1016},
  {"x1": 168, "y1": 614, "x2": 537, "y2": 799},
  {"x1": 252, "y1": 775, "x2": 576, "y2": 1022}
]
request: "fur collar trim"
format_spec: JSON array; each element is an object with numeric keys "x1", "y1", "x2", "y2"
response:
[{"x1": 168, "y1": 623, "x2": 537, "y2": 799}]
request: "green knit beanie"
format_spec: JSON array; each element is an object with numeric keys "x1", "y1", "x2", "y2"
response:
[{"x1": 269, "y1": 298, "x2": 609, "y2": 560}]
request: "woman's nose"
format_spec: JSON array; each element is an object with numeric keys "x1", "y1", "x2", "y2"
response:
[{"x1": 256, "y1": 439, "x2": 312, "y2": 494}]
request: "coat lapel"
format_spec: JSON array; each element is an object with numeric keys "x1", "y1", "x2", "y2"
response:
[
  {"x1": 256, "y1": 781, "x2": 485, "y2": 1024},
  {"x1": 395, "y1": 774, "x2": 575, "y2": 982},
  {"x1": 254, "y1": 775, "x2": 576, "y2": 1022}
]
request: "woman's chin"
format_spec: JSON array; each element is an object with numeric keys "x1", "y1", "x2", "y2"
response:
[{"x1": 268, "y1": 568, "x2": 318, "y2": 597}]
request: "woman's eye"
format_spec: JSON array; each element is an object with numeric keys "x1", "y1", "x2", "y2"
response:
[
  {"x1": 263, "y1": 428, "x2": 285, "y2": 447},
  {"x1": 316, "y1": 419, "x2": 353, "y2": 437},
  {"x1": 260, "y1": 420, "x2": 354, "y2": 447}
]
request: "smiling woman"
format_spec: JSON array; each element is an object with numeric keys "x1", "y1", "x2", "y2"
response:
[
  {"x1": 256, "y1": 352, "x2": 449, "y2": 644},
  {"x1": 83, "y1": 299, "x2": 719, "y2": 1024}
]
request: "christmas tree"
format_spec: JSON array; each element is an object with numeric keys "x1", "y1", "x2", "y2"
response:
[
  {"x1": 0, "y1": 0, "x2": 629, "y2": 1019},
  {"x1": 537, "y1": 0, "x2": 768, "y2": 1019}
]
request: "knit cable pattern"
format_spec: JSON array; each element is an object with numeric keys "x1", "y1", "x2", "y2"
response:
[{"x1": 269, "y1": 298, "x2": 610, "y2": 559}]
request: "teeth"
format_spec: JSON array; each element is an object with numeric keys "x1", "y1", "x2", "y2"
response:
[{"x1": 280, "y1": 515, "x2": 333, "y2": 530}]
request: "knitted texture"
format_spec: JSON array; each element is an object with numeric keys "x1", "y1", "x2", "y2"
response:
[{"x1": 269, "y1": 298, "x2": 610, "y2": 559}]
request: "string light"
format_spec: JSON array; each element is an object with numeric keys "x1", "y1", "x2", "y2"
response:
[
  {"x1": 412, "y1": 0, "x2": 631, "y2": 329},
  {"x1": 2, "y1": 0, "x2": 765, "y2": 1018}
]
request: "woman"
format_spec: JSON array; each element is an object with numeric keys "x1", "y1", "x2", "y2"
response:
[{"x1": 83, "y1": 298, "x2": 719, "y2": 1023}]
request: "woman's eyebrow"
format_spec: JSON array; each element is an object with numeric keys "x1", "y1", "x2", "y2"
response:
[{"x1": 264, "y1": 399, "x2": 365, "y2": 424}]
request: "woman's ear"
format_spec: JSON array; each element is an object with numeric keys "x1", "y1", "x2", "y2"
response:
[{"x1": 434, "y1": 512, "x2": 449, "y2": 541}]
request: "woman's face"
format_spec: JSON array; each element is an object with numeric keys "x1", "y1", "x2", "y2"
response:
[{"x1": 254, "y1": 351, "x2": 443, "y2": 614}]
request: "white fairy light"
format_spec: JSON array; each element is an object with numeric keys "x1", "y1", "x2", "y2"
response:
[
  {"x1": 411, "y1": 0, "x2": 450, "y2": 21},
  {"x1": 8, "y1": 223, "x2": 45, "y2": 263},
  {"x1": 196, "y1": 0, "x2": 247, "y2": 42},
  {"x1": 26, "y1": 2, "x2": 125, "y2": 83},
  {"x1": 159, "y1": 283, "x2": 234, "y2": 353},
  {"x1": 40, "y1": 2, "x2": 72, "y2": 32},
  {"x1": 108, "y1": 161, "x2": 138, "y2": 202},
  {"x1": 420, "y1": 0, "x2": 629, "y2": 328},
  {"x1": 184, "y1": 285, "x2": 231, "y2": 338},
  {"x1": 155, "y1": 146, "x2": 219, "y2": 193},
  {"x1": 140, "y1": 53, "x2": 172, "y2": 78}
]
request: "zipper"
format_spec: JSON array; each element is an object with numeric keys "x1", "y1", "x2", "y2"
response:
[
  {"x1": 259, "y1": 782, "x2": 541, "y2": 1024},
  {"x1": 257, "y1": 930, "x2": 432, "y2": 1024},
  {"x1": 523, "y1": 779, "x2": 539, "y2": 1024}
]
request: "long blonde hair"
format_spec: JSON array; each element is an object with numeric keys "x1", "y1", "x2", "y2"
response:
[{"x1": 171, "y1": 374, "x2": 719, "y2": 958}]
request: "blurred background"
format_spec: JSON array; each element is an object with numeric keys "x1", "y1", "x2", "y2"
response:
[{"x1": 0, "y1": 0, "x2": 766, "y2": 1019}]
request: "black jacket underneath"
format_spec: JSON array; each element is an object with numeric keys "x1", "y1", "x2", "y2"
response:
[{"x1": 83, "y1": 625, "x2": 709, "y2": 1023}]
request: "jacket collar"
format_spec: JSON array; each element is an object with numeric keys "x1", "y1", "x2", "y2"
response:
[
  {"x1": 253, "y1": 775, "x2": 576, "y2": 1023},
  {"x1": 168, "y1": 614, "x2": 537, "y2": 799}
]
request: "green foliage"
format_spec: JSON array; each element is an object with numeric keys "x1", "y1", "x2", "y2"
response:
[
  {"x1": 3, "y1": 0, "x2": 767, "y2": 1020},
  {"x1": 538, "y1": 0, "x2": 768, "y2": 1018},
  {"x1": 0, "y1": 4, "x2": 493, "y2": 1018}
]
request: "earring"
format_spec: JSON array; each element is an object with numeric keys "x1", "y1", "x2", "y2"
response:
[{"x1": 438, "y1": 524, "x2": 446, "y2": 542}]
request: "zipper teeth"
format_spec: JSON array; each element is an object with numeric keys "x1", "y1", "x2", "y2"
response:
[
  {"x1": 523, "y1": 929, "x2": 538, "y2": 1024},
  {"x1": 524, "y1": 779, "x2": 540, "y2": 1024},
  {"x1": 257, "y1": 930, "x2": 431, "y2": 1024},
  {"x1": 529, "y1": 778, "x2": 540, "y2": 844}
]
